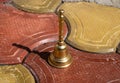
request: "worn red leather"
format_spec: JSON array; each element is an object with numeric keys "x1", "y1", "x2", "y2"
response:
[
  {"x1": 24, "y1": 41, "x2": 120, "y2": 83},
  {"x1": 0, "y1": 4, "x2": 67, "y2": 64},
  {"x1": 1, "y1": 2, "x2": 120, "y2": 83}
]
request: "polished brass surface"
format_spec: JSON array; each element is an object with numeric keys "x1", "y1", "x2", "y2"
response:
[
  {"x1": 48, "y1": 9, "x2": 72, "y2": 68},
  {"x1": 59, "y1": 2, "x2": 120, "y2": 53},
  {"x1": 12, "y1": 0, "x2": 61, "y2": 13},
  {"x1": 0, "y1": 64, "x2": 35, "y2": 83}
]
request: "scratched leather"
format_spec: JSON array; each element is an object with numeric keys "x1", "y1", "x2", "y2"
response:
[
  {"x1": 0, "y1": 4, "x2": 67, "y2": 64},
  {"x1": 24, "y1": 41, "x2": 120, "y2": 83}
]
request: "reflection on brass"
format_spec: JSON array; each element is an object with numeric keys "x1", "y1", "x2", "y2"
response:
[
  {"x1": 59, "y1": 2, "x2": 120, "y2": 53},
  {"x1": 12, "y1": 0, "x2": 61, "y2": 13},
  {"x1": 0, "y1": 64, "x2": 35, "y2": 83},
  {"x1": 48, "y1": 9, "x2": 72, "y2": 68}
]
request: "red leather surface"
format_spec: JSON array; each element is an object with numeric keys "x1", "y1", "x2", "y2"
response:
[
  {"x1": 1, "y1": 2, "x2": 120, "y2": 83},
  {"x1": 24, "y1": 41, "x2": 120, "y2": 83},
  {"x1": 0, "y1": 0, "x2": 7, "y2": 2},
  {"x1": 0, "y1": 4, "x2": 67, "y2": 64}
]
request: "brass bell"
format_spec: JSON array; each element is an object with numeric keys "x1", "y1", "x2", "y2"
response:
[{"x1": 48, "y1": 9, "x2": 72, "y2": 68}]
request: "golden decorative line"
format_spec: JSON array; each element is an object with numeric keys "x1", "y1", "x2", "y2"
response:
[{"x1": 60, "y1": 2, "x2": 120, "y2": 53}]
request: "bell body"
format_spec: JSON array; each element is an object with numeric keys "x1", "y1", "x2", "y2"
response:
[{"x1": 48, "y1": 42, "x2": 72, "y2": 68}]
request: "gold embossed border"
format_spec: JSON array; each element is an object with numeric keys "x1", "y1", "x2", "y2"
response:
[
  {"x1": 0, "y1": 64, "x2": 35, "y2": 83},
  {"x1": 12, "y1": 0, "x2": 61, "y2": 13},
  {"x1": 60, "y1": 2, "x2": 120, "y2": 53}
]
